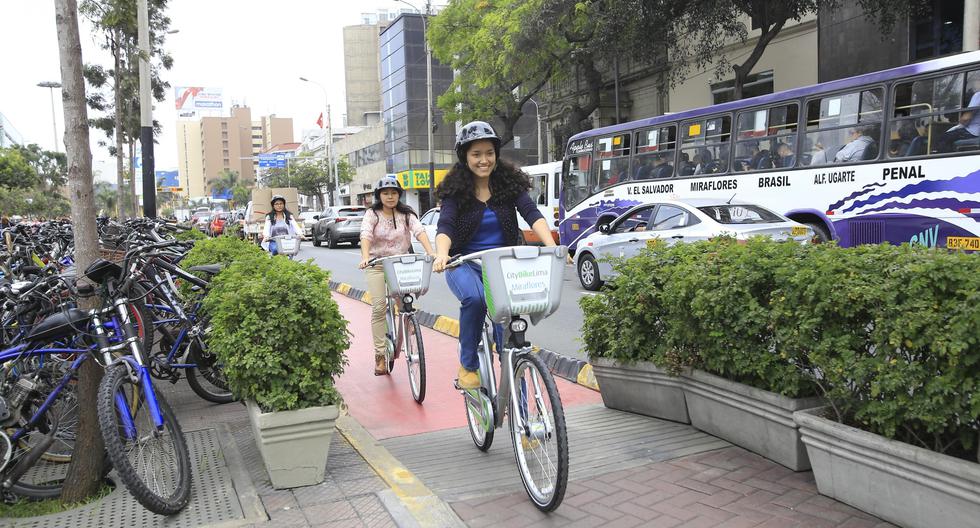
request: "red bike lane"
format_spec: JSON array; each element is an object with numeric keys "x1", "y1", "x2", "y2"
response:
[{"x1": 332, "y1": 293, "x2": 601, "y2": 441}]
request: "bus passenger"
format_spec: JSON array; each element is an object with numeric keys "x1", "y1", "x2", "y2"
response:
[
  {"x1": 936, "y1": 80, "x2": 980, "y2": 152},
  {"x1": 775, "y1": 143, "x2": 795, "y2": 168},
  {"x1": 834, "y1": 128, "x2": 875, "y2": 162}
]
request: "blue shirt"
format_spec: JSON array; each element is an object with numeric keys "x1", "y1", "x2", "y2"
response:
[{"x1": 462, "y1": 207, "x2": 505, "y2": 254}]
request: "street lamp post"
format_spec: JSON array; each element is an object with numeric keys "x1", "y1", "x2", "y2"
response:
[
  {"x1": 137, "y1": 0, "x2": 155, "y2": 217},
  {"x1": 37, "y1": 81, "x2": 62, "y2": 153},
  {"x1": 528, "y1": 97, "x2": 544, "y2": 164},
  {"x1": 395, "y1": 0, "x2": 435, "y2": 212},
  {"x1": 299, "y1": 77, "x2": 339, "y2": 206}
]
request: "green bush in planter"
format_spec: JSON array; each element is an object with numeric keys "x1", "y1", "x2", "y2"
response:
[
  {"x1": 202, "y1": 255, "x2": 350, "y2": 412},
  {"x1": 174, "y1": 227, "x2": 207, "y2": 241},
  {"x1": 181, "y1": 235, "x2": 265, "y2": 269},
  {"x1": 780, "y1": 243, "x2": 980, "y2": 458}
]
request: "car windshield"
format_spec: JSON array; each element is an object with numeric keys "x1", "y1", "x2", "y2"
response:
[{"x1": 697, "y1": 204, "x2": 784, "y2": 224}]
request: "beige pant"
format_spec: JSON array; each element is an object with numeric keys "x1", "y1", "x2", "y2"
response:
[{"x1": 365, "y1": 266, "x2": 420, "y2": 356}]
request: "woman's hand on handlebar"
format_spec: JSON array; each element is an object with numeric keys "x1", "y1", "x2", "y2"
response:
[
  {"x1": 358, "y1": 257, "x2": 372, "y2": 269},
  {"x1": 432, "y1": 254, "x2": 451, "y2": 273}
]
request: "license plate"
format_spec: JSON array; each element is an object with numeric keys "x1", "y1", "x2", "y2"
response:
[
  {"x1": 646, "y1": 239, "x2": 660, "y2": 248},
  {"x1": 946, "y1": 236, "x2": 980, "y2": 250},
  {"x1": 791, "y1": 226, "x2": 809, "y2": 236}
]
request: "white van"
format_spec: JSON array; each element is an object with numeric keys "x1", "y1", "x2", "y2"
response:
[{"x1": 519, "y1": 161, "x2": 562, "y2": 244}]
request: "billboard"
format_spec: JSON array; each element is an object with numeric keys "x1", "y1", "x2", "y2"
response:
[
  {"x1": 155, "y1": 170, "x2": 179, "y2": 189},
  {"x1": 175, "y1": 87, "x2": 223, "y2": 111},
  {"x1": 258, "y1": 153, "x2": 288, "y2": 169},
  {"x1": 395, "y1": 169, "x2": 448, "y2": 189}
]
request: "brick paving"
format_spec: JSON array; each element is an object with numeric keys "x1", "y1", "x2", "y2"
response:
[
  {"x1": 449, "y1": 447, "x2": 897, "y2": 528},
  {"x1": 161, "y1": 381, "x2": 398, "y2": 528}
]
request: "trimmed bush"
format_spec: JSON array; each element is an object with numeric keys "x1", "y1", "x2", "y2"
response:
[
  {"x1": 180, "y1": 235, "x2": 265, "y2": 269},
  {"x1": 203, "y1": 255, "x2": 349, "y2": 412},
  {"x1": 582, "y1": 239, "x2": 980, "y2": 458},
  {"x1": 174, "y1": 227, "x2": 207, "y2": 241}
]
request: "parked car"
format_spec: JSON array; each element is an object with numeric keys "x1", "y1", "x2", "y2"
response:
[
  {"x1": 299, "y1": 211, "x2": 321, "y2": 237},
  {"x1": 410, "y1": 207, "x2": 440, "y2": 254},
  {"x1": 194, "y1": 214, "x2": 212, "y2": 232},
  {"x1": 311, "y1": 206, "x2": 367, "y2": 248},
  {"x1": 208, "y1": 212, "x2": 229, "y2": 236},
  {"x1": 574, "y1": 199, "x2": 814, "y2": 290}
]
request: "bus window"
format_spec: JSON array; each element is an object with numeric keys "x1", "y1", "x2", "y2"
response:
[
  {"x1": 594, "y1": 133, "x2": 631, "y2": 190},
  {"x1": 528, "y1": 172, "x2": 548, "y2": 205},
  {"x1": 679, "y1": 115, "x2": 731, "y2": 176},
  {"x1": 733, "y1": 103, "x2": 799, "y2": 171},
  {"x1": 562, "y1": 155, "x2": 593, "y2": 209},
  {"x1": 633, "y1": 125, "x2": 677, "y2": 180},
  {"x1": 890, "y1": 69, "x2": 980, "y2": 157},
  {"x1": 804, "y1": 88, "x2": 883, "y2": 165}
]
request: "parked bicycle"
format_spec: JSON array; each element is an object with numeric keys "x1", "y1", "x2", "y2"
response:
[
  {"x1": 367, "y1": 253, "x2": 433, "y2": 403},
  {"x1": 445, "y1": 245, "x2": 569, "y2": 511}
]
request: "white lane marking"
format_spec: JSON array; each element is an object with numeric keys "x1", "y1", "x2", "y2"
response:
[{"x1": 579, "y1": 291, "x2": 599, "y2": 296}]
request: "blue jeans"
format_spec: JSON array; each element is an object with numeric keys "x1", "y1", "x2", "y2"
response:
[{"x1": 445, "y1": 262, "x2": 503, "y2": 371}]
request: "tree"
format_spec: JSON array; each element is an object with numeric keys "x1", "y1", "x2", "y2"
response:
[
  {"x1": 261, "y1": 155, "x2": 354, "y2": 208},
  {"x1": 0, "y1": 148, "x2": 38, "y2": 189},
  {"x1": 55, "y1": 0, "x2": 106, "y2": 503},
  {"x1": 11, "y1": 144, "x2": 68, "y2": 190},
  {"x1": 208, "y1": 168, "x2": 239, "y2": 197},
  {"x1": 94, "y1": 180, "x2": 118, "y2": 216},
  {"x1": 80, "y1": 0, "x2": 173, "y2": 218}
]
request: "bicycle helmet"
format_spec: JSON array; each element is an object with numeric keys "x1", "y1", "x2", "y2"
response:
[
  {"x1": 373, "y1": 176, "x2": 403, "y2": 201},
  {"x1": 455, "y1": 120, "x2": 500, "y2": 164},
  {"x1": 270, "y1": 194, "x2": 286, "y2": 207}
]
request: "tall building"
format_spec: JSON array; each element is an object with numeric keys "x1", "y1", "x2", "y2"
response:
[
  {"x1": 0, "y1": 112, "x2": 23, "y2": 148},
  {"x1": 380, "y1": 13, "x2": 456, "y2": 213},
  {"x1": 344, "y1": 22, "x2": 389, "y2": 127},
  {"x1": 176, "y1": 106, "x2": 293, "y2": 199}
]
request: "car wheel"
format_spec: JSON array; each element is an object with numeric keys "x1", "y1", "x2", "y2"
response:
[
  {"x1": 312, "y1": 230, "x2": 322, "y2": 247},
  {"x1": 326, "y1": 230, "x2": 338, "y2": 249},
  {"x1": 578, "y1": 253, "x2": 602, "y2": 291}
]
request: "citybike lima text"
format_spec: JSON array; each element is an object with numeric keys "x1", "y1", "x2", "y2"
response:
[
  {"x1": 446, "y1": 246, "x2": 569, "y2": 512},
  {"x1": 368, "y1": 253, "x2": 433, "y2": 403}
]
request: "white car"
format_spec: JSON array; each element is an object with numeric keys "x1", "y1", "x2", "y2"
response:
[
  {"x1": 299, "y1": 211, "x2": 321, "y2": 237},
  {"x1": 574, "y1": 199, "x2": 813, "y2": 290},
  {"x1": 411, "y1": 207, "x2": 440, "y2": 254}
]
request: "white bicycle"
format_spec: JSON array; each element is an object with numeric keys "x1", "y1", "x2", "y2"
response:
[{"x1": 445, "y1": 245, "x2": 569, "y2": 512}]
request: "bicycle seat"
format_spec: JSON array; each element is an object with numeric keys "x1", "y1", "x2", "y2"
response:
[
  {"x1": 188, "y1": 264, "x2": 223, "y2": 275},
  {"x1": 26, "y1": 309, "x2": 91, "y2": 343}
]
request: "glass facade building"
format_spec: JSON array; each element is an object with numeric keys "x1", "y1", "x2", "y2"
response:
[{"x1": 380, "y1": 13, "x2": 455, "y2": 212}]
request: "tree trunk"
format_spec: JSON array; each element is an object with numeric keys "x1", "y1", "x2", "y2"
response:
[
  {"x1": 113, "y1": 27, "x2": 126, "y2": 219},
  {"x1": 54, "y1": 0, "x2": 106, "y2": 504},
  {"x1": 128, "y1": 140, "x2": 138, "y2": 216}
]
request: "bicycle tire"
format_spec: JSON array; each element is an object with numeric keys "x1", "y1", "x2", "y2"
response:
[
  {"x1": 384, "y1": 302, "x2": 396, "y2": 375},
  {"x1": 403, "y1": 316, "x2": 425, "y2": 403},
  {"x1": 464, "y1": 336, "x2": 494, "y2": 451},
  {"x1": 97, "y1": 364, "x2": 192, "y2": 515},
  {"x1": 185, "y1": 327, "x2": 234, "y2": 404},
  {"x1": 508, "y1": 352, "x2": 568, "y2": 512}
]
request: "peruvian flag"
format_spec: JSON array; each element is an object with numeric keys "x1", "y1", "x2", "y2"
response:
[{"x1": 316, "y1": 112, "x2": 324, "y2": 128}]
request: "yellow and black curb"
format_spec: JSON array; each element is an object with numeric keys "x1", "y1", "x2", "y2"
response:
[{"x1": 328, "y1": 280, "x2": 599, "y2": 392}]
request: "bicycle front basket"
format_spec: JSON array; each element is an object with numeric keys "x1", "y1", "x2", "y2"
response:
[
  {"x1": 275, "y1": 236, "x2": 300, "y2": 255},
  {"x1": 479, "y1": 245, "x2": 567, "y2": 325},
  {"x1": 382, "y1": 254, "x2": 433, "y2": 295}
]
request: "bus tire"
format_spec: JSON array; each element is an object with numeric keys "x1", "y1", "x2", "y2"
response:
[{"x1": 804, "y1": 221, "x2": 831, "y2": 243}]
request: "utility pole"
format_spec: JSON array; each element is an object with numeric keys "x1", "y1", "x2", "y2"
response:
[
  {"x1": 137, "y1": 0, "x2": 156, "y2": 217},
  {"x1": 37, "y1": 81, "x2": 62, "y2": 153},
  {"x1": 425, "y1": 0, "x2": 435, "y2": 212}
]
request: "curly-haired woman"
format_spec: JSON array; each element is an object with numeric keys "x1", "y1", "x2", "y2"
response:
[{"x1": 432, "y1": 121, "x2": 556, "y2": 389}]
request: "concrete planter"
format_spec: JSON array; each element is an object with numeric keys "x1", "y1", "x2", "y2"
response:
[
  {"x1": 795, "y1": 408, "x2": 980, "y2": 528},
  {"x1": 246, "y1": 399, "x2": 339, "y2": 489},
  {"x1": 682, "y1": 369, "x2": 823, "y2": 471},
  {"x1": 590, "y1": 357, "x2": 689, "y2": 423}
]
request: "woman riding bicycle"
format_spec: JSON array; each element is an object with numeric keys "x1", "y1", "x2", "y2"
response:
[
  {"x1": 262, "y1": 194, "x2": 303, "y2": 255},
  {"x1": 358, "y1": 176, "x2": 435, "y2": 375},
  {"x1": 432, "y1": 121, "x2": 556, "y2": 389}
]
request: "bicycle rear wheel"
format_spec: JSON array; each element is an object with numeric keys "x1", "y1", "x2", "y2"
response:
[
  {"x1": 185, "y1": 326, "x2": 234, "y2": 404},
  {"x1": 463, "y1": 337, "x2": 494, "y2": 451},
  {"x1": 402, "y1": 316, "x2": 425, "y2": 403},
  {"x1": 508, "y1": 352, "x2": 568, "y2": 512},
  {"x1": 97, "y1": 364, "x2": 191, "y2": 515}
]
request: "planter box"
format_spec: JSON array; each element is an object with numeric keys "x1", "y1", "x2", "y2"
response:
[
  {"x1": 246, "y1": 400, "x2": 339, "y2": 489},
  {"x1": 590, "y1": 357, "x2": 689, "y2": 423},
  {"x1": 795, "y1": 408, "x2": 980, "y2": 528},
  {"x1": 682, "y1": 369, "x2": 823, "y2": 471}
]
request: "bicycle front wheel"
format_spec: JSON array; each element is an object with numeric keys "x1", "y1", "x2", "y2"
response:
[
  {"x1": 403, "y1": 316, "x2": 425, "y2": 403},
  {"x1": 97, "y1": 364, "x2": 192, "y2": 515},
  {"x1": 508, "y1": 352, "x2": 568, "y2": 512}
]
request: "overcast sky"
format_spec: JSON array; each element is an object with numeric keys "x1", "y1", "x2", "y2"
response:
[{"x1": 1, "y1": 1, "x2": 441, "y2": 182}]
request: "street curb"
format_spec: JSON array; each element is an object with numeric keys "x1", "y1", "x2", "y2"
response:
[
  {"x1": 337, "y1": 415, "x2": 465, "y2": 528},
  {"x1": 328, "y1": 280, "x2": 600, "y2": 392}
]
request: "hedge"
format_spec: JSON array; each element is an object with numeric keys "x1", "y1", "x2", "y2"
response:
[{"x1": 582, "y1": 239, "x2": 980, "y2": 459}]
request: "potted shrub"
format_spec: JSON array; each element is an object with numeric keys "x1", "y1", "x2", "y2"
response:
[
  {"x1": 203, "y1": 253, "x2": 349, "y2": 489},
  {"x1": 783, "y1": 244, "x2": 980, "y2": 527}
]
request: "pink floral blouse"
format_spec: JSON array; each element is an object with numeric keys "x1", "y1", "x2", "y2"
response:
[{"x1": 360, "y1": 209, "x2": 424, "y2": 258}]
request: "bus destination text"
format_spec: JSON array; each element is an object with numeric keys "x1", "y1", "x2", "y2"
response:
[
  {"x1": 814, "y1": 170, "x2": 856, "y2": 185},
  {"x1": 627, "y1": 183, "x2": 675, "y2": 195},
  {"x1": 690, "y1": 179, "x2": 738, "y2": 192}
]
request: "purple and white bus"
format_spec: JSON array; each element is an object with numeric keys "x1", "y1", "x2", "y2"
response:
[{"x1": 559, "y1": 51, "x2": 980, "y2": 253}]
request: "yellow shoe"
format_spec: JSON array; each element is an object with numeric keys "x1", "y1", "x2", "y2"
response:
[
  {"x1": 457, "y1": 366, "x2": 480, "y2": 389},
  {"x1": 521, "y1": 436, "x2": 541, "y2": 450}
]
